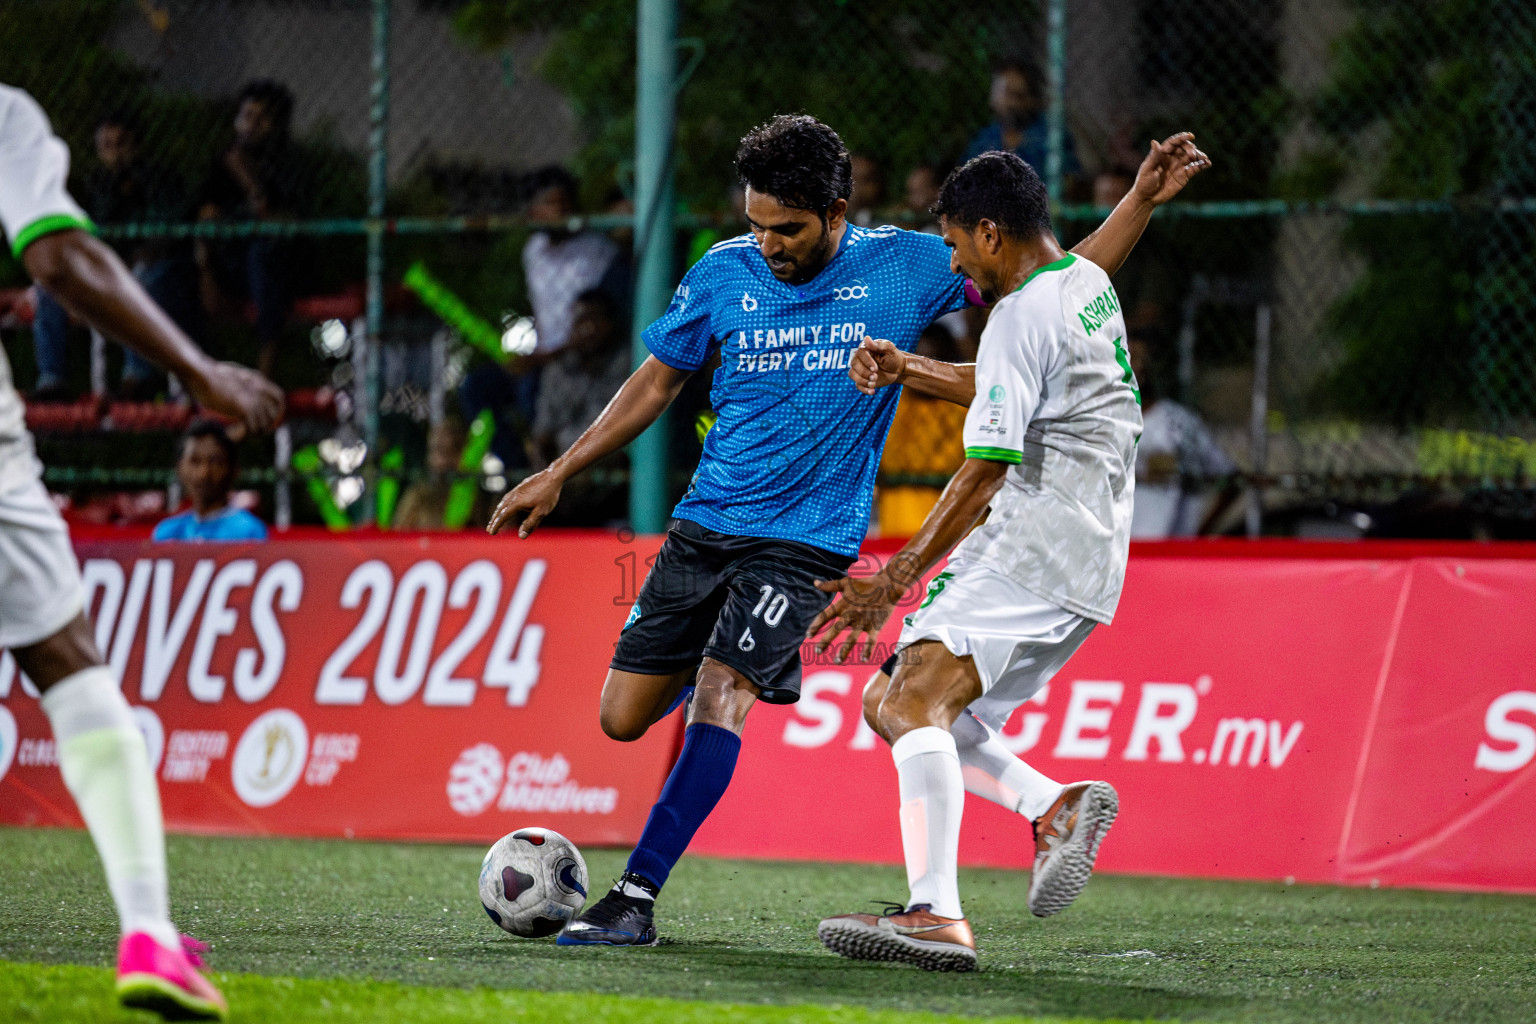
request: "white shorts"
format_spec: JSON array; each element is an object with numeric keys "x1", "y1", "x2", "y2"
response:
[
  {"x1": 895, "y1": 558, "x2": 1096, "y2": 731},
  {"x1": 0, "y1": 478, "x2": 85, "y2": 650}
]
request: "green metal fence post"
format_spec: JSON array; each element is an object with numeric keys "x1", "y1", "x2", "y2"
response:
[
  {"x1": 1045, "y1": 0, "x2": 1066, "y2": 208},
  {"x1": 630, "y1": 0, "x2": 678, "y2": 535},
  {"x1": 365, "y1": 0, "x2": 390, "y2": 493}
]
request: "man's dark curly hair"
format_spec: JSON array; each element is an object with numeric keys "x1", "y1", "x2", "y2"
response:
[
  {"x1": 931, "y1": 151, "x2": 1052, "y2": 238},
  {"x1": 735, "y1": 114, "x2": 853, "y2": 216}
]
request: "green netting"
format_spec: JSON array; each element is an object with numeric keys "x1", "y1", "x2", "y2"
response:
[{"x1": 4, "y1": 0, "x2": 1534, "y2": 534}]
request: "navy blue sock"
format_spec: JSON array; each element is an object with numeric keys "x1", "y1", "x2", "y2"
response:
[
  {"x1": 626, "y1": 722, "x2": 741, "y2": 890},
  {"x1": 662, "y1": 684, "x2": 695, "y2": 718}
]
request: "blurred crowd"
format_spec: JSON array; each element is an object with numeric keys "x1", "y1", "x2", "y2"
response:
[{"x1": 22, "y1": 63, "x2": 1239, "y2": 541}]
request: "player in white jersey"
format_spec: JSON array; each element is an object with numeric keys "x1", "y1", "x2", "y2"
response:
[
  {"x1": 808, "y1": 149, "x2": 1171, "y2": 971},
  {"x1": 0, "y1": 84, "x2": 283, "y2": 1019}
]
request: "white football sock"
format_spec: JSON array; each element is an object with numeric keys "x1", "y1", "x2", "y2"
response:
[
  {"x1": 40, "y1": 667, "x2": 178, "y2": 948},
  {"x1": 891, "y1": 726, "x2": 964, "y2": 920},
  {"x1": 952, "y1": 710, "x2": 1064, "y2": 821}
]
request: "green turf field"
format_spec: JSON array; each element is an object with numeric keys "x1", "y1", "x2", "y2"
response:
[{"x1": 1, "y1": 827, "x2": 1531, "y2": 1023}]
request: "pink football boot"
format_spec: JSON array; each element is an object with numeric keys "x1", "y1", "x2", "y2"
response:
[{"x1": 116, "y1": 931, "x2": 228, "y2": 1021}]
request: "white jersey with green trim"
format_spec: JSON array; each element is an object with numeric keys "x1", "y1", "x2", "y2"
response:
[
  {"x1": 954, "y1": 252, "x2": 1141, "y2": 624},
  {"x1": 0, "y1": 84, "x2": 92, "y2": 493}
]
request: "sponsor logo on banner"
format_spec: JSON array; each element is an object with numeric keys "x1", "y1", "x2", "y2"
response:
[
  {"x1": 1475, "y1": 690, "x2": 1536, "y2": 773},
  {"x1": 131, "y1": 706, "x2": 165, "y2": 774},
  {"x1": 0, "y1": 706, "x2": 15, "y2": 783},
  {"x1": 232, "y1": 709, "x2": 309, "y2": 807},
  {"x1": 448, "y1": 743, "x2": 504, "y2": 816},
  {"x1": 448, "y1": 745, "x2": 618, "y2": 817},
  {"x1": 785, "y1": 671, "x2": 1305, "y2": 770},
  {"x1": 163, "y1": 730, "x2": 230, "y2": 783}
]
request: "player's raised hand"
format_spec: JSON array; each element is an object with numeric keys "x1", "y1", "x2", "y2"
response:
[
  {"x1": 848, "y1": 338, "x2": 906, "y2": 395},
  {"x1": 1133, "y1": 132, "x2": 1211, "y2": 207},
  {"x1": 488, "y1": 469, "x2": 563, "y2": 538},
  {"x1": 807, "y1": 573, "x2": 902, "y2": 664},
  {"x1": 184, "y1": 361, "x2": 285, "y2": 434}
]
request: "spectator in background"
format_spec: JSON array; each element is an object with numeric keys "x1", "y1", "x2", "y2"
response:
[
  {"x1": 196, "y1": 79, "x2": 303, "y2": 379},
  {"x1": 528, "y1": 289, "x2": 631, "y2": 469},
  {"x1": 876, "y1": 324, "x2": 967, "y2": 536},
  {"x1": 522, "y1": 166, "x2": 626, "y2": 362},
  {"x1": 31, "y1": 113, "x2": 200, "y2": 401},
  {"x1": 153, "y1": 420, "x2": 268, "y2": 542},
  {"x1": 902, "y1": 163, "x2": 944, "y2": 232},
  {"x1": 461, "y1": 166, "x2": 628, "y2": 472},
  {"x1": 1128, "y1": 334, "x2": 1240, "y2": 538},
  {"x1": 847, "y1": 153, "x2": 887, "y2": 227},
  {"x1": 393, "y1": 418, "x2": 490, "y2": 531},
  {"x1": 964, "y1": 60, "x2": 1080, "y2": 183},
  {"x1": 1093, "y1": 132, "x2": 1181, "y2": 337}
]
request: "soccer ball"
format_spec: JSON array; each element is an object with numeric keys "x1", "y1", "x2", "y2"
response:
[{"x1": 478, "y1": 827, "x2": 589, "y2": 937}]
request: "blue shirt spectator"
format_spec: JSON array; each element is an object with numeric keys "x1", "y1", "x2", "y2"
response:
[
  {"x1": 153, "y1": 419, "x2": 268, "y2": 543},
  {"x1": 153, "y1": 506, "x2": 268, "y2": 542},
  {"x1": 963, "y1": 62, "x2": 1080, "y2": 179}
]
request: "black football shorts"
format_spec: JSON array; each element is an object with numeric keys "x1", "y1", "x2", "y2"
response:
[{"x1": 610, "y1": 518, "x2": 854, "y2": 703}]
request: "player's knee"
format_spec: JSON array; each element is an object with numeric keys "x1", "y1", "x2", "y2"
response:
[
  {"x1": 689, "y1": 665, "x2": 754, "y2": 731},
  {"x1": 598, "y1": 706, "x2": 649, "y2": 743}
]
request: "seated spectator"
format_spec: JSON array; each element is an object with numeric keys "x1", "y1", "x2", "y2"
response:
[
  {"x1": 153, "y1": 420, "x2": 268, "y2": 542},
  {"x1": 196, "y1": 79, "x2": 304, "y2": 379},
  {"x1": 1128, "y1": 334, "x2": 1240, "y2": 538},
  {"x1": 32, "y1": 112, "x2": 201, "y2": 401},
  {"x1": 528, "y1": 289, "x2": 631, "y2": 469},
  {"x1": 393, "y1": 418, "x2": 490, "y2": 531},
  {"x1": 876, "y1": 325, "x2": 967, "y2": 536},
  {"x1": 963, "y1": 60, "x2": 1080, "y2": 182}
]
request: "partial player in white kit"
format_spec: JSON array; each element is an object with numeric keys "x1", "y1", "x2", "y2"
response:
[
  {"x1": 0, "y1": 84, "x2": 283, "y2": 1019},
  {"x1": 808, "y1": 145, "x2": 1202, "y2": 971}
]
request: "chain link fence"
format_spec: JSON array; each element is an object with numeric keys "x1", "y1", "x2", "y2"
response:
[{"x1": 3, "y1": 0, "x2": 1534, "y2": 536}]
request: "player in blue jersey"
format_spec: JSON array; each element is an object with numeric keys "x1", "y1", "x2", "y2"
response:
[{"x1": 488, "y1": 115, "x2": 1208, "y2": 946}]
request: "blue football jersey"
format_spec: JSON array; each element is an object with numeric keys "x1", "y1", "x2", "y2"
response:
[{"x1": 644, "y1": 224, "x2": 967, "y2": 556}]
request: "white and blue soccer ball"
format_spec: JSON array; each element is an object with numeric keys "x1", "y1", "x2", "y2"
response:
[{"x1": 478, "y1": 827, "x2": 589, "y2": 937}]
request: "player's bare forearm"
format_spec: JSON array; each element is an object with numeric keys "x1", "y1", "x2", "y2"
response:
[
  {"x1": 23, "y1": 230, "x2": 213, "y2": 385},
  {"x1": 806, "y1": 456, "x2": 1008, "y2": 662},
  {"x1": 848, "y1": 338, "x2": 973, "y2": 405},
  {"x1": 1072, "y1": 131, "x2": 1210, "y2": 277},
  {"x1": 1070, "y1": 195, "x2": 1155, "y2": 278},
  {"x1": 547, "y1": 356, "x2": 690, "y2": 483},
  {"x1": 881, "y1": 458, "x2": 1008, "y2": 593},
  {"x1": 899, "y1": 354, "x2": 976, "y2": 406}
]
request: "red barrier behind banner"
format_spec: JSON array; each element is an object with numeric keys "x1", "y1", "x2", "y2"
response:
[
  {"x1": 0, "y1": 534, "x2": 674, "y2": 846},
  {"x1": 2, "y1": 535, "x2": 1534, "y2": 893}
]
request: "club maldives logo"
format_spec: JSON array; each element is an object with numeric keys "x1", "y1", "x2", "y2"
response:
[
  {"x1": 447, "y1": 745, "x2": 618, "y2": 817},
  {"x1": 0, "y1": 706, "x2": 15, "y2": 784},
  {"x1": 231, "y1": 709, "x2": 309, "y2": 808}
]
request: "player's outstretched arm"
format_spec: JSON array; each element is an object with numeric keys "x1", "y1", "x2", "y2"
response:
[
  {"x1": 806, "y1": 456, "x2": 1008, "y2": 663},
  {"x1": 848, "y1": 338, "x2": 976, "y2": 405},
  {"x1": 488, "y1": 355, "x2": 691, "y2": 538},
  {"x1": 1070, "y1": 132, "x2": 1211, "y2": 277},
  {"x1": 22, "y1": 230, "x2": 283, "y2": 433}
]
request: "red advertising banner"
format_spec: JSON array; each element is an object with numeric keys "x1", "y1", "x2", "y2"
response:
[
  {"x1": 0, "y1": 533, "x2": 675, "y2": 845},
  {"x1": 3, "y1": 534, "x2": 1535, "y2": 894},
  {"x1": 1335, "y1": 559, "x2": 1536, "y2": 891},
  {"x1": 691, "y1": 543, "x2": 1536, "y2": 894}
]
